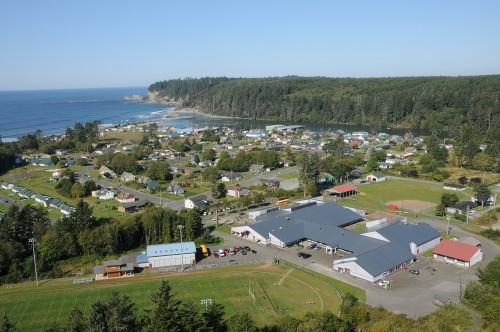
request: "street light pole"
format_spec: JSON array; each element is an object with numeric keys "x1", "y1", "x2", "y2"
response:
[
  {"x1": 29, "y1": 238, "x2": 39, "y2": 286},
  {"x1": 177, "y1": 225, "x2": 184, "y2": 272}
]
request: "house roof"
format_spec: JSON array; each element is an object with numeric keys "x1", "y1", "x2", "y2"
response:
[
  {"x1": 432, "y1": 240, "x2": 480, "y2": 261},
  {"x1": 329, "y1": 184, "x2": 357, "y2": 193},
  {"x1": 369, "y1": 173, "x2": 385, "y2": 178},
  {"x1": 121, "y1": 200, "x2": 147, "y2": 209},
  {"x1": 146, "y1": 242, "x2": 197, "y2": 257},
  {"x1": 189, "y1": 195, "x2": 208, "y2": 203},
  {"x1": 376, "y1": 221, "x2": 440, "y2": 246}
]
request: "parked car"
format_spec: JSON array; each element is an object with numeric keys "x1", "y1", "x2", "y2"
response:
[
  {"x1": 297, "y1": 252, "x2": 312, "y2": 259},
  {"x1": 218, "y1": 249, "x2": 225, "y2": 257},
  {"x1": 409, "y1": 269, "x2": 420, "y2": 275}
]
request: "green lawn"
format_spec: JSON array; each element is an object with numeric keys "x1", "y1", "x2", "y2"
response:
[
  {"x1": 339, "y1": 179, "x2": 470, "y2": 213},
  {"x1": 278, "y1": 171, "x2": 299, "y2": 180},
  {"x1": 0, "y1": 263, "x2": 363, "y2": 331}
]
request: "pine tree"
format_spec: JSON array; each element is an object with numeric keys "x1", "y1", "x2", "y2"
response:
[
  {"x1": 203, "y1": 303, "x2": 226, "y2": 332},
  {"x1": 106, "y1": 292, "x2": 138, "y2": 332},
  {"x1": 66, "y1": 307, "x2": 86, "y2": 332},
  {"x1": 226, "y1": 313, "x2": 256, "y2": 332},
  {"x1": 142, "y1": 281, "x2": 182, "y2": 332},
  {"x1": 87, "y1": 301, "x2": 108, "y2": 332},
  {"x1": 0, "y1": 314, "x2": 16, "y2": 332}
]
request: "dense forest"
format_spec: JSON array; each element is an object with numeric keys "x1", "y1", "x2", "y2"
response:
[{"x1": 148, "y1": 76, "x2": 500, "y2": 140}]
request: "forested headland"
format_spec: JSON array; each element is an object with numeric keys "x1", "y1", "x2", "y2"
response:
[{"x1": 148, "y1": 75, "x2": 500, "y2": 140}]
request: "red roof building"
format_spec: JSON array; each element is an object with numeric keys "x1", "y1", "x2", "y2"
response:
[
  {"x1": 432, "y1": 240, "x2": 483, "y2": 267},
  {"x1": 325, "y1": 184, "x2": 358, "y2": 198}
]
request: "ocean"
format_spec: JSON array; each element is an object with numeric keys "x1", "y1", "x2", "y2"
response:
[
  {"x1": 0, "y1": 87, "x2": 423, "y2": 140},
  {"x1": 0, "y1": 87, "x2": 172, "y2": 140}
]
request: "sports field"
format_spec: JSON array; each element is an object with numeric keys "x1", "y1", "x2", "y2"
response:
[
  {"x1": 0, "y1": 263, "x2": 363, "y2": 331},
  {"x1": 340, "y1": 178, "x2": 471, "y2": 213}
]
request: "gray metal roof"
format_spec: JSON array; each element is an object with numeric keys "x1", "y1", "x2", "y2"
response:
[
  {"x1": 251, "y1": 202, "x2": 383, "y2": 253},
  {"x1": 376, "y1": 221, "x2": 440, "y2": 246},
  {"x1": 257, "y1": 201, "x2": 362, "y2": 228},
  {"x1": 355, "y1": 241, "x2": 415, "y2": 277}
]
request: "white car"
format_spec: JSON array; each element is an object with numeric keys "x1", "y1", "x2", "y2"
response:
[{"x1": 218, "y1": 249, "x2": 225, "y2": 257}]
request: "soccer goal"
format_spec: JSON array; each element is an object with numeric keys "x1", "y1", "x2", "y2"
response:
[{"x1": 248, "y1": 280, "x2": 256, "y2": 305}]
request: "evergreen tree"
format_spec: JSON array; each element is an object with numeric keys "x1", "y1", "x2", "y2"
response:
[
  {"x1": 106, "y1": 292, "x2": 138, "y2": 332},
  {"x1": 0, "y1": 314, "x2": 16, "y2": 332},
  {"x1": 226, "y1": 313, "x2": 256, "y2": 332},
  {"x1": 87, "y1": 301, "x2": 108, "y2": 332},
  {"x1": 66, "y1": 307, "x2": 86, "y2": 332},
  {"x1": 203, "y1": 303, "x2": 226, "y2": 332},
  {"x1": 212, "y1": 182, "x2": 227, "y2": 199},
  {"x1": 475, "y1": 184, "x2": 492, "y2": 206},
  {"x1": 142, "y1": 281, "x2": 182, "y2": 332}
]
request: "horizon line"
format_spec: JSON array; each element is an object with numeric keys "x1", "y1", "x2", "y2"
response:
[{"x1": 2, "y1": 72, "x2": 500, "y2": 92}]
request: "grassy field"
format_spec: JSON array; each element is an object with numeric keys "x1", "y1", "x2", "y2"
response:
[
  {"x1": 278, "y1": 170, "x2": 299, "y2": 180},
  {"x1": 0, "y1": 263, "x2": 363, "y2": 331},
  {"x1": 102, "y1": 131, "x2": 144, "y2": 144},
  {"x1": 340, "y1": 178, "x2": 471, "y2": 213}
]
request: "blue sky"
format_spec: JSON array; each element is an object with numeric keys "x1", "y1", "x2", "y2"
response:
[{"x1": 1, "y1": 0, "x2": 500, "y2": 90}]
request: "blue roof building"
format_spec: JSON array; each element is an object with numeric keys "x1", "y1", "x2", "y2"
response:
[{"x1": 146, "y1": 242, "x2": 197, "y2": 269}]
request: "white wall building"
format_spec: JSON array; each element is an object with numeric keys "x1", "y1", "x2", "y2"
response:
[{"x1": 146, "y1": 242, "x2": 197, "y2": 268}]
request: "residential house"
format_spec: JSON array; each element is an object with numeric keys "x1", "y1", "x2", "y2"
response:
[
  {"x1": 167, "y1": 183, "x2": 185, "y2": 196},
  {"x1": 98, "y1": 166, "x2": 117, "y2": 178},
  {"x1": 227, "y1": 185, "x2": 251, "y2": 198},
  {"x1": 92, "y1": 189, "x2": 115, "y2": 200},
  {"x1": 116, "y1": 192, "x2": 136, "y2": 204},
  {"x1": 146, "y1": 180, "x2": 159, "y2": 192},
  {"x1": 443, "y1": 183, "x2": 466, "y2": 191},
  {"x1": 120, "y1": 172, "x2": 136, "y2": 183},
  {"x1": 118, "y1": 200, "x2": 148, "y2": 213},
  {"x1": 185, "y1": 195, "x2": 209, "y2": 210},
  {"x1": 446, "y1": 201, "x2": 477, "y2": 215},
  {"x1": 249, "y1": 164, "x2": 265, "y2": 173},
  {"x1": 31, "y1": 158, "x2": 54, "y2": 167},
  {"x1": 94, "y1": 257, "x2": 135, "y2": 280},
  {"x1": 221, "y1": 172, "x2": 242, "y2": 182},
  {"x1": 261, "y1": 178, "x2": 280, "y2": 191}
]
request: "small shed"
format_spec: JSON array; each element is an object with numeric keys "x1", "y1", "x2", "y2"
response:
[{"x1": 367, "y1": 173, "x2": 386, "y2": 183}]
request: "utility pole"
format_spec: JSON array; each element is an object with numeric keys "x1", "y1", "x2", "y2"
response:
[
  {"x1": 159, "y1": 185, "x2": 162, "y2": 207},
  {"x1": 446, "y1": 216, "x2": 450, "y2": 236},
  {"x1": 29, "y1": 238, "x2": 39, "y2": 286},
  {"x1": 177, "y1": 225, "x2": 184, "y2": 272},
  {"x1": 466, "y1": 205, "x2": 470, "y2": 224}
]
